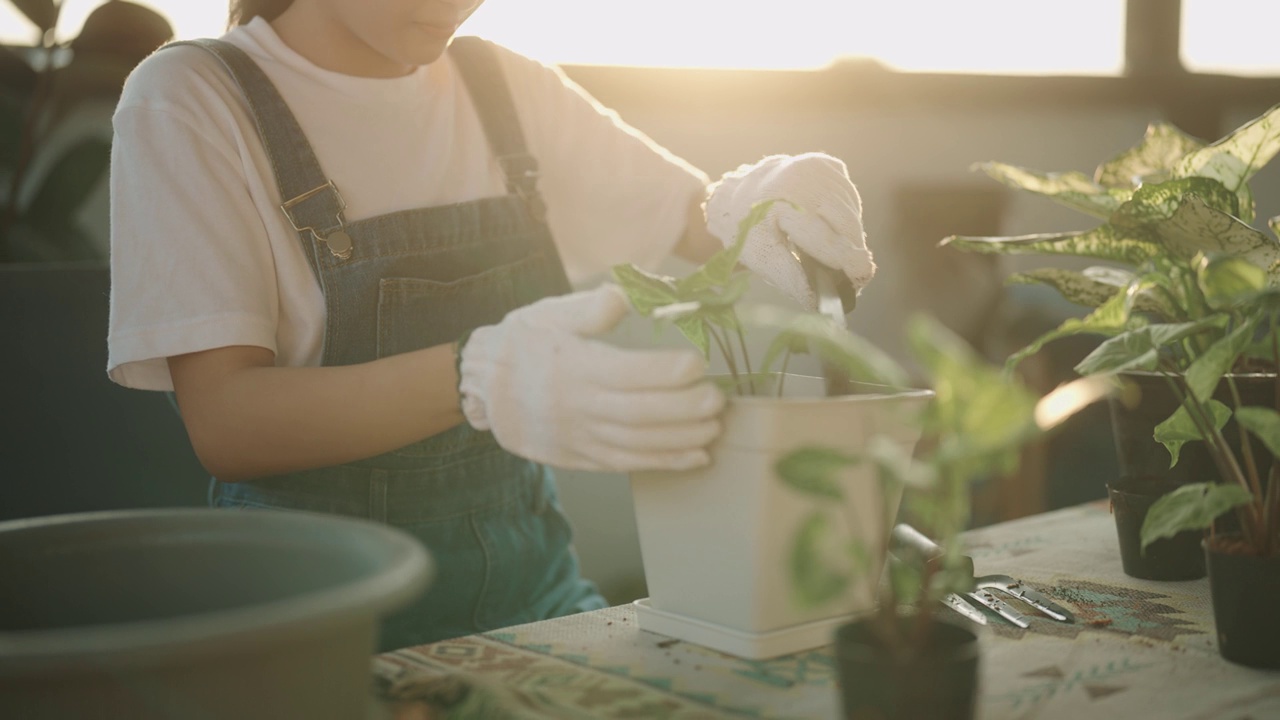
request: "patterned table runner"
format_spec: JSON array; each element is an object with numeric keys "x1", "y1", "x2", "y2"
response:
[{"x1": 374, "y1": 502, "x2": 1280, "y2": 719}]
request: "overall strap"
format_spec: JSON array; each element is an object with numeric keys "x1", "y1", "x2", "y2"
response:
[
  {"x1": 165, "y1": 39, "x2": 350, "y2": 262},
  {"x1": 448, "y1": 37, "x2": 547, "y2": 223}
]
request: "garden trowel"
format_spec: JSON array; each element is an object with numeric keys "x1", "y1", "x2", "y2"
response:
[
  {"x1": 890, "y1": 523, "x2": 1075, "y2": 627},
  {"x1": 795, "y1": 250, "x2": 853, "y2": 397}
]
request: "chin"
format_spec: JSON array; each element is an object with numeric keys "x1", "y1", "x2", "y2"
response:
[{"x1": 401, "y1": 40, "x2": 450, "y2": 67}]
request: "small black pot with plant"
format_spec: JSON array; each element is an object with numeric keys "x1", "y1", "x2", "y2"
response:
[{"x1": 774, "y1": 317, "x2": 1111, "y2": 720}]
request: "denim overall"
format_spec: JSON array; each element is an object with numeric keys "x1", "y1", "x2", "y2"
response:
[{"x1": 175, "y1": 38, "x2": 607, "y2": 650}]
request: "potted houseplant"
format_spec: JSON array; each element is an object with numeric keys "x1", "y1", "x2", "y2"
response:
[
  {"x1": 775, "y1": 314, "x2": 1113, "y2": 720},
  {"x1": 1134, "y1": 320, "x2": 1280, "y2": 668},
  {"x1": 940, "y1": 104, "x2": 1280, "y2": 580},
  {"x1": 611, "y1": 201, "x2": 934, "y2": 659}
]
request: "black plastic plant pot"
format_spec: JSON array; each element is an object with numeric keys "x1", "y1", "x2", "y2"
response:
[
  {"x1": 1108, "y1": 481, "x2": 1206, "y2": 581},
  {"x1": 833, "y1": 616, "x2": 980, "y2": 720},
  {"x1": 1108, "y1": 372, "x2": 1276, "y2": 485},
  {"x1": 0, "y1": 509, "x2": 432, "y2": 720},
  {"x1": 1206, "y1": 538, "x2": 1280, "y2": 669}
]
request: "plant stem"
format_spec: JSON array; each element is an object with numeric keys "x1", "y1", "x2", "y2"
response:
[
  {"x1": 731, "y1": 312, "x2": 756, "y2": 395},
  {"x1": 1160, "y1": 367, "x2": 1263, "y2": 544},
  {"x1": 777, "y1": 349, "x2": 792, "y2": 398},
  {"x1": 708, "y1": 325, "x2": 741, "y2": 391},
  {"x1": 1226, "y1": 375, "x2": 1265, "y2": 509}
]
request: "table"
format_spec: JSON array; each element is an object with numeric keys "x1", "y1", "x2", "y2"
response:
[{"x1": 372, "y1": 502, "x2": 1280, "y2": 719}]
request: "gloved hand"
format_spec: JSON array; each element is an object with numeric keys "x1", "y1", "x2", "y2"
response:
[
  {"x1": 705, "y1": 152, "x2": 875, "y2": 312},
  {"x1": 458, "y1": 284, "x2": 726, "y2": 472}
]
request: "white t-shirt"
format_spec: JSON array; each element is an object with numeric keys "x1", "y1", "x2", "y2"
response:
[{"x1": 108, "y1": 18, "x2": 708, "y2": 391}]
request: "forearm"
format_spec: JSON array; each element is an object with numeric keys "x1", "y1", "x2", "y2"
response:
[
  {"x1": 671, "y1": 185, "x2": 722, "y2": 265},
  {"x1": 169, "y1": 344, "x2": 463, "y2": 482}
]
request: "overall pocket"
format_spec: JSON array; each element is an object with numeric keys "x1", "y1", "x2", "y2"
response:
[{"x1": 375, "y1": 254, "x2": 541, "y2": 358}]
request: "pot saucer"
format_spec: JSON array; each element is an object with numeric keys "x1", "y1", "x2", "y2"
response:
[{"x1": 633, "y1": 598, "x2": 848, "y2": 660}]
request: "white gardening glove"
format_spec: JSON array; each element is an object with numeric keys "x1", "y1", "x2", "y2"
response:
[
  {"x1": 705, "y1": 152, "x2": 875, "y2": 311},
  {"x1": 458, "y1": 284, "x2": 726, "y2": 472}
]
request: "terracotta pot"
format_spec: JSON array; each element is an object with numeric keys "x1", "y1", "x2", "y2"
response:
[
  {"x1": 834, "y1": 615, "x2": 980, "y2": 720},
  {"x1": 630, "y1": 374, "x2": 932, "y2": 658},
  {"x1": 1205, "y1": 536, "x2": 1280, "y2": 669}
]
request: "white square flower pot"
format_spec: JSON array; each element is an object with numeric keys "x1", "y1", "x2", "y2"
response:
[{"x1": 630, "y1": 374, "x2": 932, "y2": 657}]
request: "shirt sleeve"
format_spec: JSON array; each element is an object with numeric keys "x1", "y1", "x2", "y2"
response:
[
  {"x1": 107, "y1": 51, "x2": 281, "y2": 391},
  {"x1": 490, "y1": 43, "x2": 711, "y2": 284}
]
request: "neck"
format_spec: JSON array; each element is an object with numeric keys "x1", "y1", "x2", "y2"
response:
[{"x1": 269, "y1": 5, "x2": 413, "y2": 79}]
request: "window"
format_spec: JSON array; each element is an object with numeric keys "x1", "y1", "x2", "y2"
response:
[
  {"x1": 2, "y1": 0, "x2": 1127, "y2": 75},
  {"x1": 1182, "y1": 0, "x2": 1280, "y2": 76},
  {"x1": 466, "y1": 0, "x2": 1126, "y2": 73}
]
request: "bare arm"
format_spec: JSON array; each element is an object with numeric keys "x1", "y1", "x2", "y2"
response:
[
  {"x1": 168, "y1": 344, "x2": 463, "y2": 483},
  {"x1": 671, "y1": 186, "x2": 723, "y2": 265}
]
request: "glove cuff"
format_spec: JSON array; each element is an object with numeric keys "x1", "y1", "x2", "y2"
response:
[{"x1": 455, "y1": 328, "x2": 491, "y2": 431}]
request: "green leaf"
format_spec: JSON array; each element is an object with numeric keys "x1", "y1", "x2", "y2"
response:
[
  {"x1": 1140, "y1": 483, "x2": 1254, "y2": 551},
  {"x1": 1197, "y1": 255, "x2": 1269, "y2": 310},
  {"x1": 1176, "y1": 102, "x2": 1280, "y2": 224},
  {"x1": 941, "y1": 225, "x2": 1161, "y2": 266},
  {"x1": 1184, "y1": 318, "x2": 1257, "y2": 402},
  {"x1": 673, "y1": 316, "x2": 710, "y2": 358},
  {"x1": 1236, "y1": 406, "x2": 1280, "y2": 460},
  {"x1": 909, "y1": 315, "x2": 1040, "y2": 460},
  {"x1": 789, "y1": 511, "x2": 852, "y2": 607},
  {"x1": 677, "y1": 200, "x2": 780, "y2": 295},
  {"x1": 776, "y1": 447, "x2": 852, "y2": 500},
  {"x1": 1095, "y1": 122, "x2": 1206, "y2": 188},
  {"x1": 977, "y1": 161, "x2": 1132, "y2": 219},
  {"x1": 1073, "y1": 316, "x2": 1227, "y2": 376},
  {"x1": 1111, "y1": 176, "x2": 1240, "y2": 228},
  {"x1": 610, "y1": 264, "x2": 679, "y2": 315},
  {"x1": 1153, "y1": 399, "x2": 1231, "y2": 467}
]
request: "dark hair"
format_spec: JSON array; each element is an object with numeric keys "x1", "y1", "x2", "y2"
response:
[{"x1": 228, "y1": 0, "x2": 295, "y2": 27}]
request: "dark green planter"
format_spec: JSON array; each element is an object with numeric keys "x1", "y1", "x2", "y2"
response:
[
  {"x1": 0, "y1": 509, "x2": 432, "y2": 720},
  {"x1": 834, "y1": 616, "x2": 980, "y2": 720},
  {"x1": 1108, "y1": 481, "x2": 1206, "y2": 581},
  {"x1": 1206, "y1": 538, "x2": 1280, "y2": 669},
  {"x1": 1108, "y1": 372, "x2": 1276, "y2": 486}
]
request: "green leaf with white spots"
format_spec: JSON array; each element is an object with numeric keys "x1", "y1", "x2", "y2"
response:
[
  {"x1": 976, "y1": 162, "x2": 1133, "y2": 219},
  {"x1": 1236, "y1": 407, "x2": 1280, "y2": 460},
  {"x1": 1008, "y1": 267, "x2": 1174, "y2": 318},
  {"x1": 1148, "y1": 196, "x2": 1280, "y2": 274},
  {"x1": 1095, "y1": 122, "x2": 1206, "y2": 188},
  {"x1": 1111, "y1": 177, "x2": 1240, "y2": 228},
  {"x1": 1175, "y1": 102, "x2": 1280, "y2": 224},
  {"x1": 941, "y1": 225, "x2": 1161, "y2": 266},
  {"x1": 1153, "y1": 398, "x2": 1232, "y2": 467},
  {"x1": 1140, "y1": 483, "x2": 1253, "y2": 551},
  {"x1": 1005, "y1": 282, "x2": 1141, "y2": 368}
]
